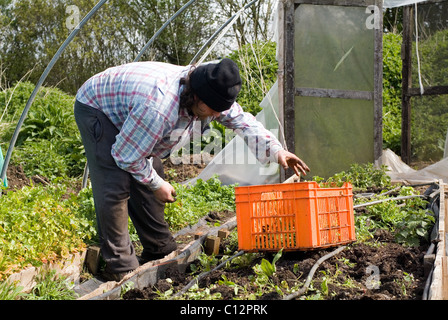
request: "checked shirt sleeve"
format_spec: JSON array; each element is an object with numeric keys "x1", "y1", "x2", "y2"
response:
[
  {"x1": 111, "y1": 104, "x2": 169, "y2": 190},
  {"x1": 217, "y1": 102, "x2": 283, "y2": 164}
]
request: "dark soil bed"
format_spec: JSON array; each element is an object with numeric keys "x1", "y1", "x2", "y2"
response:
[
  {"x1": 4, "y1": 164, "x2": 50, "y2": 190},
  {"x1": 4, "y1": 164, "x2": 82, "y2": 198},
  {"x1": 122, "y1": 167, "x2": 433, "y2": 301},
  {"x1": 123, "y1": 225, "x2": 430, "y2": 300}
]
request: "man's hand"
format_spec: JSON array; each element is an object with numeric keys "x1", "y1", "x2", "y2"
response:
[
  {"x1": 153, "y1": 181, "x2": 177, "y2": 203},
  {"x1": 276, "y1": 149, "x2": 310, "y2": 177}
]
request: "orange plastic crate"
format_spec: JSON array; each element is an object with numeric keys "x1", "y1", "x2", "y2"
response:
[{"x1": 235, "y1": 181, "x2": 355, "y2": 252}]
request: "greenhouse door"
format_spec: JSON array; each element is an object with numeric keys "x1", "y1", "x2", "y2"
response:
[{"x1": 278, "y1": 0, "x2": 383, "y2": 179}]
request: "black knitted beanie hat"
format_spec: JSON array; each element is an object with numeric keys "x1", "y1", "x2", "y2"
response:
[{"x1": 190, "y1": 58, "x2": 242, "y2": 112}]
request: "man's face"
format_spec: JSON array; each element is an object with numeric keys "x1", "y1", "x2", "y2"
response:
[{"x1": 191, "y1": 99, "x2": 221, "y2": 120}]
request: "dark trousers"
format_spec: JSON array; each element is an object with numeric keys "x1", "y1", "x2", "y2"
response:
[{"x1": 74, "y1": 100, "x2": 176, "y2": 273}]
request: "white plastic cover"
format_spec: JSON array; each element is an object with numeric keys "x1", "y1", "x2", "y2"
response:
[
  {"x1": 383, "y1": 0, "x2": 428, "y2": 8},
  {"x1": 186, "y1": 81, "x2": 281, "y2": 186},
  {"x1": 381, "y1": 148, "x2": 448, "y2": 184}
]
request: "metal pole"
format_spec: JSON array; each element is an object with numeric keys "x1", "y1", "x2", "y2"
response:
[
  {"x1": 134, "y1": 0, "x2": 198, "y2": 62},
  {"x1": 0, "y1": 0, "x2": 109, "y2": 185},
  {"x1": 189, "y1": 0, "x2": 259, "y2": 65}
]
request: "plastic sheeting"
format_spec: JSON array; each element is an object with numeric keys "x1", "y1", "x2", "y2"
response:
[
  {"x1": 294, "y1": 5, "x2": 374, "y2": 92},
  {"x1": 383, "y1": 0, "x2": 428, "y2": 8},
  {"x1": 293, "y1": 5, "x2": 375, "y2": 179},
  {"x1": 381, "y1": 148, "x2": 448, "y2": 184},
  {"x1": 186, "y1": 81, "x2": 281, "y2": 186}
]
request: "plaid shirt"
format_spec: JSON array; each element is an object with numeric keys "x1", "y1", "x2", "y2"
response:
[{"x1": 76, "y1": 61, "x2": 283, "y2": 190}]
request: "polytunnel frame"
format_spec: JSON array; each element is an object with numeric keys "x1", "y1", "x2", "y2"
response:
[{"x1": 0, "y1": 0, "x2": 261, "y2": 188}]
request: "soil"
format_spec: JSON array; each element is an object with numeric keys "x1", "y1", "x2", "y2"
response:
[
  {"x1": 162, "y1": 157, "x2": 207, "y2": 184},
  {"x1": 3, "y1": 164, "x2": 82, "y2": 199},
  {"x1": 121, "y1": 167, "x2": 433, "y2": 301},
  {"x1": 124, "y1": 218, "x2": 430, "y2": 301},
  {"x1": 4, "y1": 165, "x2": 50, "y2": 190}
]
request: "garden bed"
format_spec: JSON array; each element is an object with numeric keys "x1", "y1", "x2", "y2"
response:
[
  {"x1": 118, "y1": 181, "x2": 442, "y2": 301},
  {"x1": 2, "y1": 158, "x2": 442, "y2": 301},
  {"x1": 121, "y1": 222, "x2": 429, "y2": 301},
  {"x1": 76, "y1": 210, "x2": 238, "y2": 300}
]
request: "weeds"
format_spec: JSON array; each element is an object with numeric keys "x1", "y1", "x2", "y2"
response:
[
  {"x1": 0, "y1": 82, "x2": 85, "y2": 178},
  {"x1": 25, "y1": 270, "x2": 77, "y2": 300},
  {"x1": 313, "y1": 163, "x2": 391, "y2": 191},
  {"x1": 0, "y1": 280, "x2": 25, "y2": 300},
  {"x1": 255, "y1": 249, "x2": 283, "y2": 278},
  {"x1": 354, "y1": 186, "x2": 434, "y2": 246},
  {"x1": 314, "y1": 163, "x2": 434, "y2": 247},
  {"x1": 164, "y1": 175, "x2": 236, "y2": 232},
  {"x1": 0, "y1": 182, "x2": 96, "y2": 280}
]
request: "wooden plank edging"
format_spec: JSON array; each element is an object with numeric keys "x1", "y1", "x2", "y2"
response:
[{"x1": 429, "y1": 181, "x2": 448, "y2": 300}]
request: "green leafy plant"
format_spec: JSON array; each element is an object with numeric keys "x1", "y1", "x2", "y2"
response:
[
  {"x1": 251, "y1": 249, "x2": 284, "y2": 297},
  {"x1": 217, "y1": 274, "x2": 243, "y2": 297},
  {"x1": 389, "y1": 271, "x2": 415, "y2": 297},
  {"x1": 258, "y1": 249, "x2": 283, "y2": 278},
  {"x1": 164, "y1": 175, "x2": 236, "y2": 232},
  {"x1": 313, "y1": 162, "x2": 391, "y2": 191},
  {"x1": 320, "y1": 271, "x2": 330, "y2": 296},
  {"x1": 0, "y1": 280, "x2": 24, "y2": 300},
  {"x1": 354, "y1": 185, "x2": 434, "y2": 246},
  {"x1": 24, "y1": 269, "x2": 77, "y2": 300},
  {"x1": 394, "y1": 193, "x2": 435, "y2": 247},
  {"x1": 120, "y1": 281, "x2": 135, "y2": 299},
  {"x1": 0, "y1": 182, "x2": 96, "y2": 280},
  {"x1": 13, "y1": 140, "x2": 72, "y2": 180},
  {"x1": 189, "y1": 252, "x2": 219, "y2": 274},
  {"x1": 313, "y1": 266, "x2": 359, "y2": 299}
]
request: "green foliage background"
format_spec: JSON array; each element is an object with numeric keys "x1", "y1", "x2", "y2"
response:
[
  {"x1": 0, "y1": 82, "x2": 85, "y2": 179},
  {"x1": 0, "y1": 0, "x2": 220, "y2": 95},
  {"x1": 382, "y1": 32, "x2": 403, "y2": 155},
  {"x1": 228, "y1": 41, "x2": 278, "y2": 116},
  {"x1": 0, "y1": 31, "x2": 444, "y2": 195},
  {"x1": 382, "y1": 29, "x2": 448, "y2": 162},
  {"x1": 410, "y1": 29, "x2": 448, "y2": 161}
]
